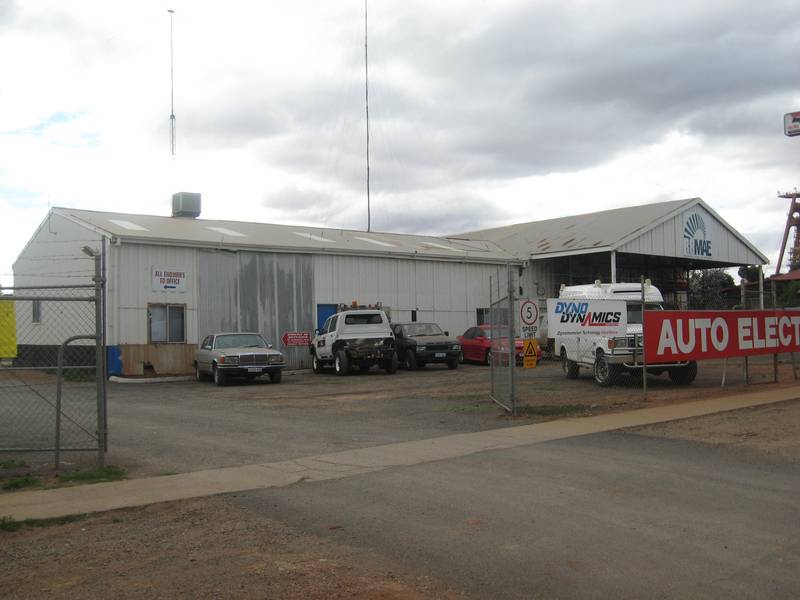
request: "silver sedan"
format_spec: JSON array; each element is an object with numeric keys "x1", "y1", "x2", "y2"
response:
[{"x1": 194, "y1": 332, "x2": 285, "y2": 385}]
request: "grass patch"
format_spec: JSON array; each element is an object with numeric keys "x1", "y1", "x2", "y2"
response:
[
  {"x1": 0, "y1": 460, "x2": 29, "y2": 470},
  {"x1": 0, "y1": 513, "x2": 88, "y2": 534},
  {"x1": 62, "y1": 369, "x2": 95, "y2": 382},
  {"x1": 2, "y1": 475, "x2": 40, "y2": 491},
  {"x1": 516, "y1": 404, "x2": 588, "y2": 417},
  {"x1": 57, "y1": 466, "x2": 127, "y2": 485},
  {"x1": 24, "y1": 514, "x2": 87, "y2": 528}
]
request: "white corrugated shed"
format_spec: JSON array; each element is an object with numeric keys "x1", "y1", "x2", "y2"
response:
[{"x1": 457, "y1": 198, "x2": 767, "y2": 266}]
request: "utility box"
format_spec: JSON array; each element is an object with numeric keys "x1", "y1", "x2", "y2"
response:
[{"x1": 172, "y1": 192, "x2": 201, "y2": 218}]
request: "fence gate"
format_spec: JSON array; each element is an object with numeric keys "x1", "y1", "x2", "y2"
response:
[
  {"x1": 0, "y1": 282, "x2": 106, "y2": 468},
  {"x1": 489, "y1": 264, "x2": 517, "y2": 414}
]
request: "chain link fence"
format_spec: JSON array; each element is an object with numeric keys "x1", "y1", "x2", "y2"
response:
[
  {"x1": 505, "y1": 276, "x2": 797, "y2": 417},
  {"x1": 488, "y1": 294, "x2": 515, "y2": 413},
  {"x1": 0, "y1": 281, "x2": 106, "y2": 468}
]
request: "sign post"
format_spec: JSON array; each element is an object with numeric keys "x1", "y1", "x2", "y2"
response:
[
  {"x1": 518, "y1": 299, "x2": 539, "y2": 340},
  {"x1": 523, "y1": 339, "x2": 538, "y2": 369},
  {"x1": 281, "y1": 331, "x2": 311, "y2": 346}
]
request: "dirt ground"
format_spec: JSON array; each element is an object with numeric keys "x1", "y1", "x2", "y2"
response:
[
  {"x1": 0, "y1": 362, "x2": 800, "y2": 600},
  {"x1": 2, "y1": 393, "x2": 799, "y2": 598},
  {"x1": 0, "y1": 496, "x2": 467, "y2": 600},
  {"x1": 631, "y1": 398, "x2": 800, "y2": 463}
]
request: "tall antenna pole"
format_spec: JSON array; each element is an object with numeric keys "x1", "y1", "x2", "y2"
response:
[
  {"x1": 168, "y1": 9, "x2": 176, "y2": 157},
  {"x1": 364, "y1": 0, "x2": 371, "y2": 232}
]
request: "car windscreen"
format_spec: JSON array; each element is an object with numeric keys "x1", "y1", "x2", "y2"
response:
[
  {"x1": 344, "y1": 313, "x2": 384, "y2": 325},
  {"x1": 404, "y1": 323, "x2": 444, "y2": 337},
  {"x1": 626, "y1": 303, "x2": 663, "y2": 325},
  {"x1": 214, "y1": 334, "x2": 267, "y2": 349}
]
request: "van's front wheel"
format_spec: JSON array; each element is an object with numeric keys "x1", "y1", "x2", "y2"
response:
[
  {"x1": 561, "y1": 348, "x2": 579, "y2": 379},
  {"x1": 593, "y1": 354, "x2": 619, "y2": 387}
]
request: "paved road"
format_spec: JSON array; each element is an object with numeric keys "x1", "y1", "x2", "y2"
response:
[{"x1": 230, "y1": 430, "x2": 800, "y2": 599}]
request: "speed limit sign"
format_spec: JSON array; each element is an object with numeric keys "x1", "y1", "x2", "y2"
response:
[{"x1": 519, "y1": 299, "x2": 539, "y2": 339}]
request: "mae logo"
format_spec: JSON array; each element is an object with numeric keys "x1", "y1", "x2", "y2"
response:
[{"x1": 684, "y1": 212, "x2": 712, "y2": 258}]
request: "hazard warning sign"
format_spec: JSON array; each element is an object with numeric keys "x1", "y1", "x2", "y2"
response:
[{"x1": 523, "y1": 339, "x2": 538, "y2": 369}]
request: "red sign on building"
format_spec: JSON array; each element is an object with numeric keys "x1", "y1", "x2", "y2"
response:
[
  {"x1": 281, "y1": 331, "x2": 311, "y2": 346},
  {"x1": 644, "y1": 310, "x2": 800, "y2": 362}
]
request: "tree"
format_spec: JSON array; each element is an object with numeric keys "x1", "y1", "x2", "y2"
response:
[
  {"x1": 738, "y1": 265, "x2": 761, "y2": 283},
  {"x1": 689, "y1": 269, "x2": 735, "y2": 309}
]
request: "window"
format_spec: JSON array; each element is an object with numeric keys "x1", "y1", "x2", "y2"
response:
[
  {"x1": 31, "y1": 300, "x2": 41, "y2": 324},
  {"x1": 476, "y1": 308, "x2": 490, "y2": 325},
  {"x1": 214, "y1": 334, "x2": 266, "y2": 349},
  {"x1": 344, "y1": 313, "x2": 384, "y2": 325},
  {"x1": 324, "y1": 315, "x2": 338, "y2": 334},
  {"x1": 411, "y1": 310, "x2": 417, "y2": 322},
  {"x1": 148, "y1": 304, "x2": 185, "y2": 343},
  {"x1": 201, "y1": 336, "x2": 212, "y2": 350}
]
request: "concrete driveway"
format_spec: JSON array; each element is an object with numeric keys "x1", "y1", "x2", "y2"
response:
[{"x1": 229, "y1": 428, "x2": 800, "y2": 599}]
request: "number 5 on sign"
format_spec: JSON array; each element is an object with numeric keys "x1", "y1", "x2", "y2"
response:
[{"x1": 523, "y1": 339, "x2": 538, "y2": 369}]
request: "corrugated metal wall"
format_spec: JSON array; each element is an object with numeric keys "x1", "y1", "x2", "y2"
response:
[
  {"x1": 313, "y1": 255, "x2": 509, "y2": 338},
  {"x1": 617, "y1": 205, "x2": 763, "y2": 265},
  {"x1": 198, "y1": 250, "x2": 314, "y2": 370},
  {"x1": 111, "y1": 243, "x2": 198, "y2": 345}
]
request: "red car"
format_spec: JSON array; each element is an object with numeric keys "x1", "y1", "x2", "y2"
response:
[{"x1": 457, "y1": 324, "x2": 540, "y2": 365}]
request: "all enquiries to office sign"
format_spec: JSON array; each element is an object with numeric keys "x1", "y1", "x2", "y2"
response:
[
  {"x1": 546, "y1": 299, "x2": 627, "y2": 337},
  {"x1": 152, "y1": 267, "x2": 187, "y2": 292}
]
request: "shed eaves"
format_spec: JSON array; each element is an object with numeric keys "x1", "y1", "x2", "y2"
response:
[{"x1": 53, "y1": 208, "x2": 519, "y2": 264}]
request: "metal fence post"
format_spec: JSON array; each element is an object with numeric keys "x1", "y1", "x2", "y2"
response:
[
  {"x1": 507, "y1": 263, "x2": 516, "y2": 415},
  {"x1": 93, "y1": 252, "x2": 106, "y2": 469},
  {"x1": 641, "y1": 275, "x2": 647, "y2": 400},
  {"x1": 489, "y1": 276, "x2": 494, "y2": 399}
]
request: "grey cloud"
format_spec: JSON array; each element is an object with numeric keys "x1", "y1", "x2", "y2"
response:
[{"x1": 182, "y1": 1, "x2": 800, "y2": 201}]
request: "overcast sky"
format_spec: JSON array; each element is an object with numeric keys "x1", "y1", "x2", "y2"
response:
[{"x1": 1, "y1": 0, "x2": 798, "y2": 287}]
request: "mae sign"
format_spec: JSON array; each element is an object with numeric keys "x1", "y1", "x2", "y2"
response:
[
  {"x1": 546, "y1": 299, "x2": 627, "y2": 337},
  {"x1": 152, "y1": 267, "x2": 187, "y2": 292},
  {"x1": 683, "y1": 211, "x2": 712, "y2": 258},
  {"x1": 644, "y1": 310, "x2": 800, "y2": 361}
]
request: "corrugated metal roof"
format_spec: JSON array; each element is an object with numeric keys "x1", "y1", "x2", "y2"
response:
[
  {"x1": 454, "y1": 198, "x2": 768, "y2": 264},
  {"x1": 53, "y1": 207, "x2": 519, "y2": 264},
  {"x1": 455, "y1": 199, "x2": 695, "y2": 258}
]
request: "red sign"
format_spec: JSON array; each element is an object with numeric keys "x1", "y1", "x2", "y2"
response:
[
  {"x1": 281, "y1": 331, "x2": 311, "y2": 346},
  {"x1": 644, "y1": 310, "x2": 800, "y2": 362}
]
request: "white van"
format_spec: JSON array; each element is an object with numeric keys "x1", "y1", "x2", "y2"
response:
[{"x1": 556, "y1": 282, "x2": 697, "y2": 386}]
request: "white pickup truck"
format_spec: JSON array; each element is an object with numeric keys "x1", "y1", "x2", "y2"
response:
[
  {"x1": 310, "y1": 309, "x2": 398, "y2": 375},
  {"x1": 556, "y1": 282, "x2": 697, "y2": 386}
]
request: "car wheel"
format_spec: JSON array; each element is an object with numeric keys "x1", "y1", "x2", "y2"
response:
[
  {"x1": 593, "y1": 354, "x2": 619, "y2": 387},
  {"x1": 405, "y1": 349, "x2": 418, "y2": 371},
  {"x1": 269, "y1": 370, "x2": 282, "y2": 384},
  {"x1": 484, "y1": 349, "x2": 492, "y2": 366},
  {"x1": 312, "y1": 354, "x2": 323, "y2": 374},
  {"x1": 213, "y1": 365, "x2": 226, "y2": 386},
  {"x1": 195, "y1": 363, "x2": 207, "y2": 382},
  {"x1": 561, "y1": 348, "x2": 579, "y2": 379},
  {"x1": 459, "y1": 351, "x2": 465, "y2": 364},
  {"x1": 668, "y1": 361, "x2": 697, "y2": 385},
  {"x1": 334, "y1": 350, "x2": 349, "y2": 376},
  {"x1": 384, "y1": 352, "x2": 398, "y2": 374}
]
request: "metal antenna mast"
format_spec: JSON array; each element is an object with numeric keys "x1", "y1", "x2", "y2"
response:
[
  {"x1": 168, "y1": 9, "x2": 176, "y2": 157},
  {"x1": 364, "y1": 0, "x2": 371, "y2": 232}
]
